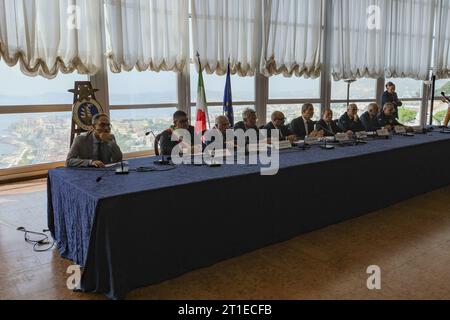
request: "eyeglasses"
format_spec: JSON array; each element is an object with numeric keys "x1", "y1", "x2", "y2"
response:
[{"x1": 97, "y1": 123, "x2": 111, "y2": 128}]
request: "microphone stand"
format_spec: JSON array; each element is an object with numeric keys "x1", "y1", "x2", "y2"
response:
[
  {"x1": 145, "y1": 129, "x2": 171, "y2": 165},
  {"x1": 115, "y1": 159, "x2": 129, "y2": 175}
]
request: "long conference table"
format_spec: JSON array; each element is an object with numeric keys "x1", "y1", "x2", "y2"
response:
[{"x1": 47, "y1": 132, "x2": 450, "y2": 299}]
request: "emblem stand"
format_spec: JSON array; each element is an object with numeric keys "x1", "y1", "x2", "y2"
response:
[{"x1": 69, "y1": 82, "x2": 104, "y2": 147}]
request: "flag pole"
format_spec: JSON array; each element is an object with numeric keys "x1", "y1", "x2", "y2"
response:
[{"x1": 196, "y1": 52, "x2": 211, "y2": 130}]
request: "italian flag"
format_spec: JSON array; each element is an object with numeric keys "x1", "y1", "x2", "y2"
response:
[{"x1": 195, "y1": 58, "x2": 208, "y2": 134}]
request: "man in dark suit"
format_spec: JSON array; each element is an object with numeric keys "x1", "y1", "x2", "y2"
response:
[
  {"x1": 263, "y1": 111, "x2": 296, "y2": 142},
  {"x1": 381, "y1": 82, "x2": 402, "y2": 119},
  {"x1": 378, "y1": 103, "x2": 404, "y2": 128},
  {"x1": 66, "y1": 113, "x2": 123, "y2": 168},
  {"x1": 205, "y1": 115, "x2": 233, "y2": 148},
  {"x1": 315, "y1": 108, "x2": 344, "y2": 136},
  {"x1": 360, "y1": 103, "x2": 381, "y2": 132},
  {"x1": 234, "y1": 108, "x2": 259, "y2": 134},
  {"x1": 160, "y1": 110, "x2": 196, "y2": 156},
  {"x1": 290, "y1": 103, "x2": 324, "y2": 139},
  {"x1": 338, "y1": 103, "x2": 365, "y2": 132}
]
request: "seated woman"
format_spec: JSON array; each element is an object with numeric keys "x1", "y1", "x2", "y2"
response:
[{"x1": 160, "y1": 111, "x2": 196, "y2": 156}]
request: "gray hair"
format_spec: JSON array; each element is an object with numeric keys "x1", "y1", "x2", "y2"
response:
[
  {"x1": 367, "y1": 103, "x2": 379, "y2": 112},
  {"x1": 215, "y1": 115, "x2": 229, "y2": 126},
  {"x1": 242, "y1": 108, "x2": 256, "y2": 121},
  {"x1": 92, "y1": 113, "x2": 110, "y2": 125},
  {"x1": 383, "y1": 102, "x2": 395, "y2": 111},
  {"x1": 301, "y1": 103, "x2": 314, "y2": 114}
]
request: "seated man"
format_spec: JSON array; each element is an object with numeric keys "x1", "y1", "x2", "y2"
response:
[
  {"x1": 338, "y1": 103, "x2": 365, "y2": 132},
  {"x1": 290, "y1": 103, "x2": 324, "y2": 139},
  {"x1": 205, "y1": 115, "x2": 232, "y2": 148},
  {"x1": 234, "y1": 108, "x2": 259, "y2": 134},
  {"x1": 378, "y1": 103, "x2": 405, "y2": 129},
  {"x1": 360, "y1": 103, "x2": 381, "y2": 132},
  {"x1": 160, "y1": 110, "x2": 196, "y2": 156},
  {"x1": 315, "y1": 108, "x2": 344, "y2": 136},
  {"x1": 263, "y1": 111, "x2": 296, "y2": 142},
  {"x1": 66, "y1": 113, "x2": 123, "y2": 168}
]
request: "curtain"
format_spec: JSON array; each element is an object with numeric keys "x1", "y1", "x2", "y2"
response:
[
  {"x1": 191, "y1": 0, "x2": 261, "y2": 76},
  {"x1": 0, "y1": 0, "x2": 102, "y2": 79},
  {"x1": 330, "y1": 0, "x2": 388, "y2": 81},
  {"x1": 105, "y1": 0, "x2": 189, "y2": 73},
  {"x1": 433, "y1": 0, "x2": 450, "y2": 79},
  {"x1": 385, "y1": 0, "x2": 436, "y2": 80},
  {"x1": 260, "y1": 0, "x2": 322, "y2": 78}
]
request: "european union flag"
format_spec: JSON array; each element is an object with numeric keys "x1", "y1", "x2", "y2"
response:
[{"x1": 223, "y1": 63, "x2": 234, "y2": 127}]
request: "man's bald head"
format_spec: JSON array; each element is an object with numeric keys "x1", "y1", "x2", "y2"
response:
[{"x1": 215, "y1": 115, "x2": 230, "y2": 133}]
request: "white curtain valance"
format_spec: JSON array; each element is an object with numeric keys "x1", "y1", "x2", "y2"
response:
[
  {"x1": 260, "y1": 0, "x2": 323, "y2": 78},
  {"x1": 433, "y1": 0, "x2": 450, "y2": 79},
  {"x1": 105, "y1": 0, "x2": 189, "y2": 73},
  {"x1": 0, "y1": 0, "x2": 103, "y2": 79},
  {"x1": 331, "y1": 0, "x2": 436, "y2": 81},
  {"x1": 385, "y1": 0, "x2": 436, "y2": 80},
  {"x1": 330, "y1": 0, "x2": 388, "y2": 81},
  {"x1": 191, "y1": 0, "x2": 261, "y2": 77}
]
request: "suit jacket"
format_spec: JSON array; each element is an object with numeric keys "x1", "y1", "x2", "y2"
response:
[
  {"x1": 262, "y1": 122, "x2": 293, "y2": 140},
  {"x1": 378, "y1": 113, "x2": 402, "y2": 127},
  {"x1": 160, "y1": 125, "x2": 196, "y2": 156},
  {"x1": 382, "y1": 91, "x2": 402, "y2": 119},
  {"x1": 290, "y1": 117, "x2": 316, "y2": 139},
  {"x1": 66, "y1": 132, "x2": 123, "y2": 167},
  {"x1": 338, "y1": 112, "x2": 365, "y2": 132},
  {"x1": 360, "y1": 111, "x2": 381, "y2": 132},
  {"x1": 315, "y1": 119, "x2": 342, "y2": 136}
]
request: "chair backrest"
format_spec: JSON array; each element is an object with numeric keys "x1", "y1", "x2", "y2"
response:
[{"x1": 154, "y1": 133, "x2": 163, "y2": 156}]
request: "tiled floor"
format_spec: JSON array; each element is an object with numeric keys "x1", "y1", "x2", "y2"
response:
[{"x1": 1, "y1": 179, "x2": 450, "y2": 300}]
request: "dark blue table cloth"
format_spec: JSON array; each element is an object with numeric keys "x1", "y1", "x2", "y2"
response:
[{"x1": 47, "y1": 133, "x2": 450, "y2": 299}]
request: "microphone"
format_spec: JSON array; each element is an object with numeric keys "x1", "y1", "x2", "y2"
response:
[
  {"x1": 146, "y1": 129, "x2": 171, "y2": 165},
  {"x1": 96, "y1": 170, "x2": 113, "y2": 183}
]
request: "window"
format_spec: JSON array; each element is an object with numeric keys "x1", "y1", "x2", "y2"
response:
[
  {"x1": 267, "y1": 104, "x2": 321, "y2": 123},
  {"x1": 269, "y1": 76, "x2": 321, "y2": 100},
  {"x1": 0, "y1": 112, "x2": 71, "y2": 169},
  {"x1": 108, "y1": 69, "x2": 178, "y2": 105},
  {"x1": 385, "y1": 78, "x2": 423, "y2": 99},
  {"x1": 190, "y1": 64, "x2": 254, "y2": 103},
  {"x1": 330, "y1": 102, "x2": 370, "y2": 119},
  {"x1": 331, "y1": 78, "x2": 377, "y2": 100},
  {"x1": 190, "y1": 105, "x2": 252, "y2": 126},
  {"x1": 0, "y1": 62, "x2": 86, "y2": 106},
  {"x1": 110, "y1": 108, "x2": 177, "y2": 154},
  {"x1": 397, "y1": 102, "x2": 421, "y2": 126}
]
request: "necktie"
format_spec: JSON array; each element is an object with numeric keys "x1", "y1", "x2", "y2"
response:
[
  {"x1": 97, "y1": 142, "x2": 108, "y2": 164},
  {"x1": 328, "y1": 123, "x2": 333, "y2": 134},
  {"x1": 304, "y1": 120, "x2": 309, "y2": 135}
]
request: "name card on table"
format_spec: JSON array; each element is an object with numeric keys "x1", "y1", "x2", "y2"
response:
[
  {"x1": 355, "y1": 131, "x2": 368, "y2": 139},
  {"x1": 335, "y1": 133, "x2": 351, "y2": 142},
  {"x1": 394, "y1": 126, "x2": 407, "y2": 134},
  {"x1": 377, "y1": 128, "x2": 390, "y2": 137},
  {"x1": 270, "y1": 140, "x2": 292, "y2": 150},
  {"x1": 304, "y1": 137, "x2": 321, "y2": 145}
]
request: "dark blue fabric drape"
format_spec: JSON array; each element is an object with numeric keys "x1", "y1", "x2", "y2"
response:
[{"x1": 47, "y1": 133, "x2": 450, "y2": 299}]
